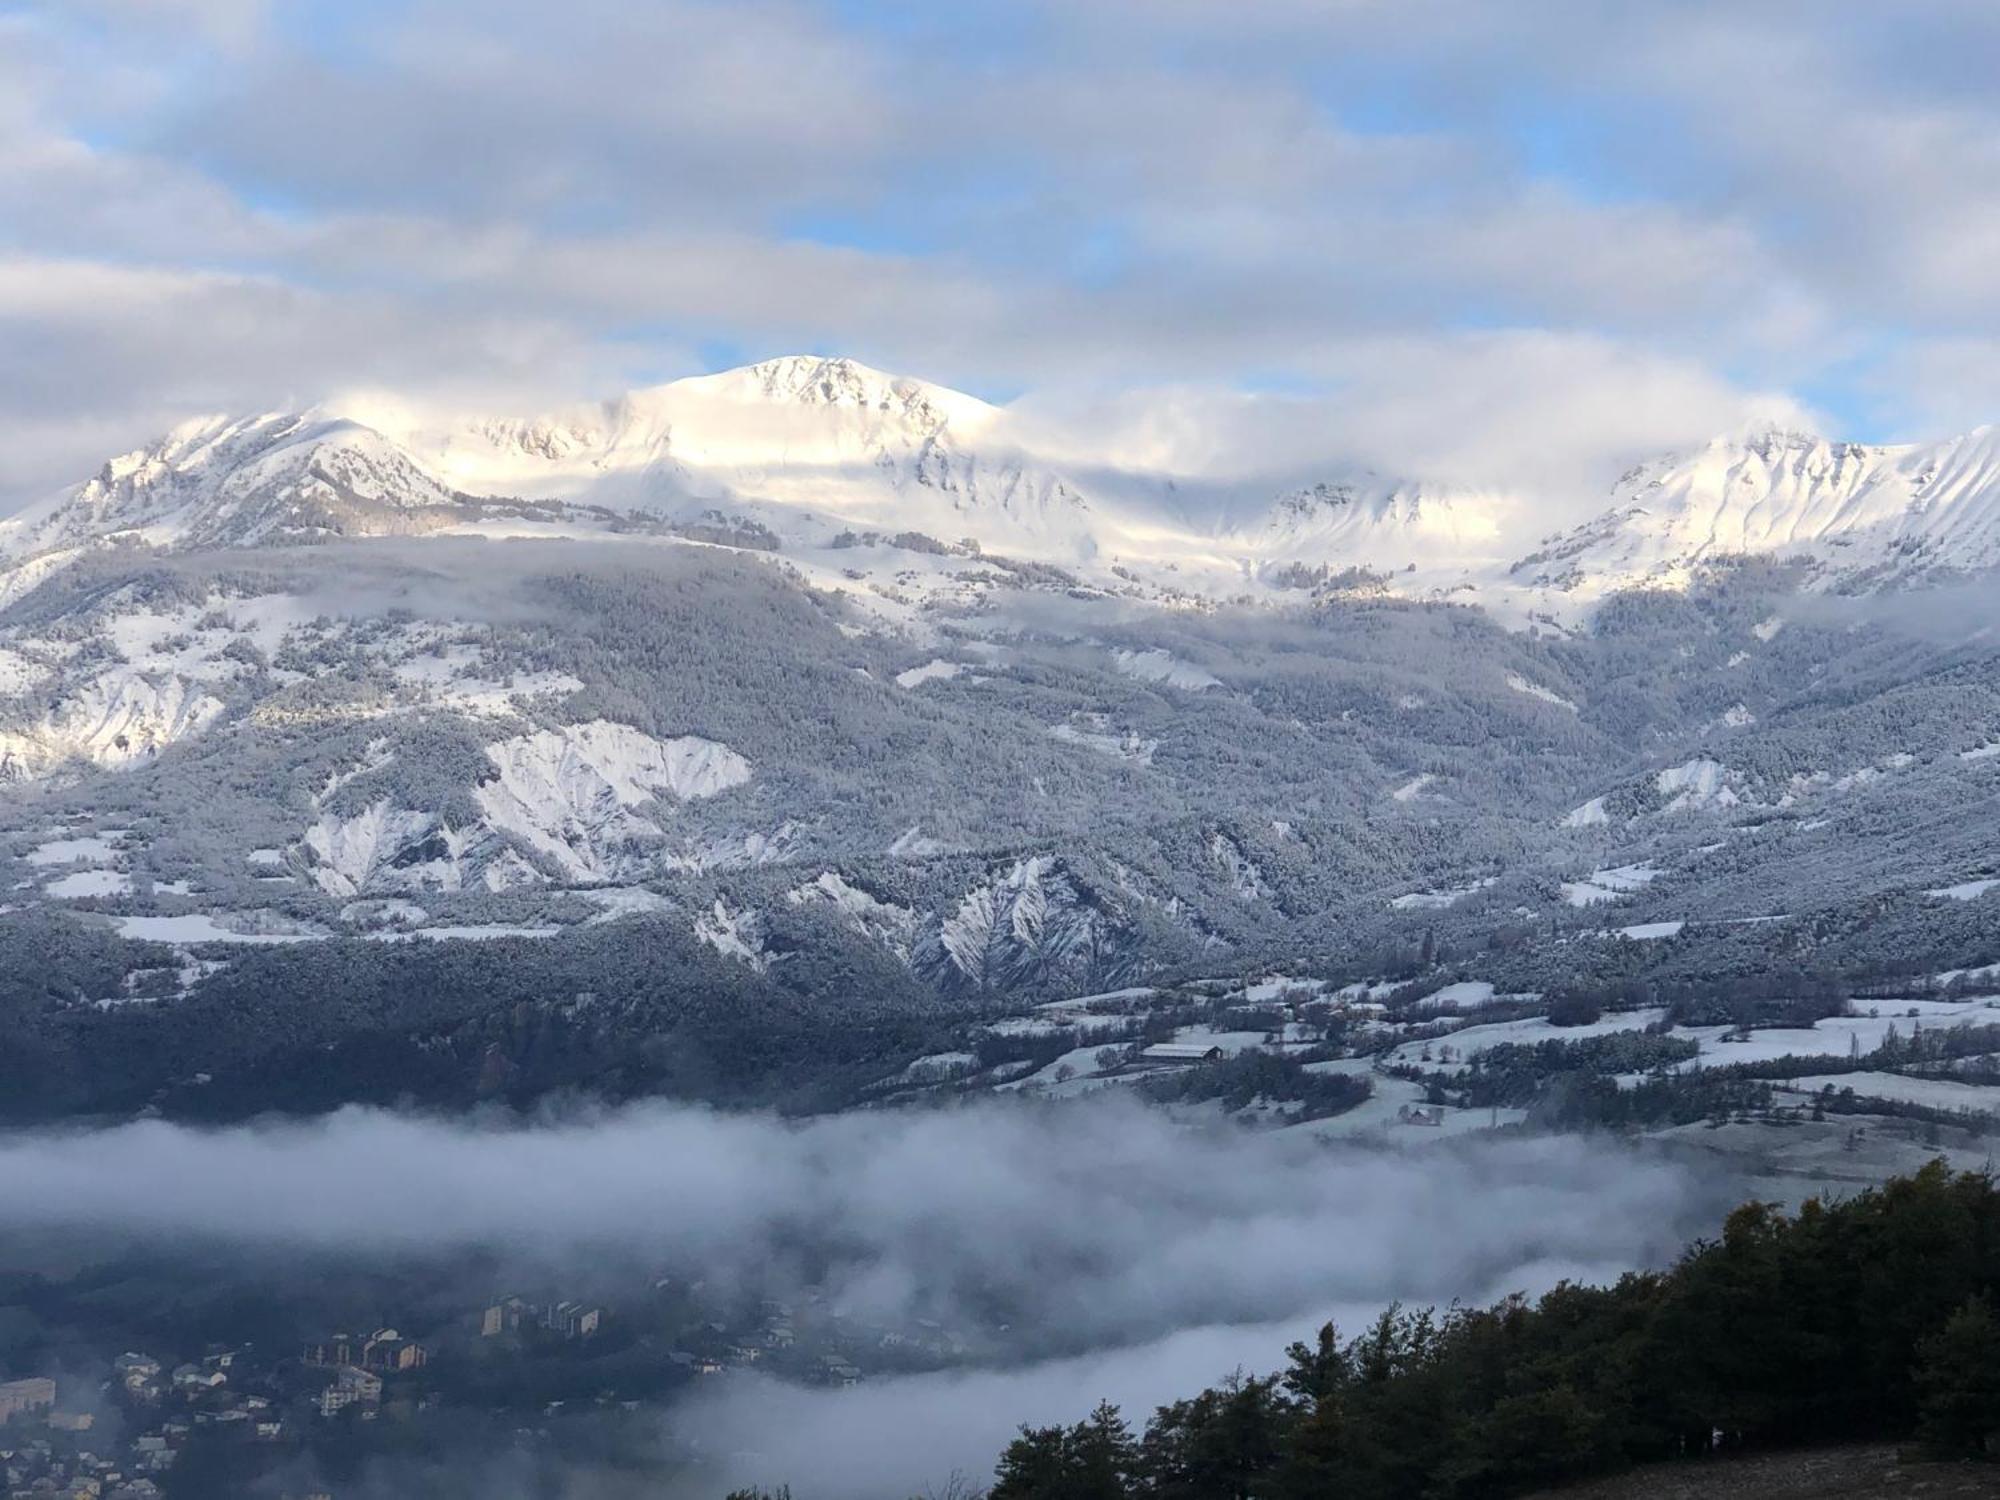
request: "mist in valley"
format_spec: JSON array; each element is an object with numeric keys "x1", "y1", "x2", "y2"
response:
[{"x1": 0, "y1": 1097, "x2": 1746, "y2": 1497}]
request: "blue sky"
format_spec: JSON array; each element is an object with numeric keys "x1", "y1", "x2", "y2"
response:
[{"x1": 2, "y1": 0, "x2": 1997, "y2": 509}]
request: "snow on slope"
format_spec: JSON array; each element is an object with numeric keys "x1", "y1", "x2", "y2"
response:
[
  {"x1": 1224, "y1": 478, "x2": 1519, "y2": 595},
  {"x1": 0, "y1": 673, "x2": 226, "y2": 780},
  {"x1": 1514, "y1": 426, "x2": 2000, "y2": 598},
  {"x1": 1049, "y1": 719, "x2": 1158, "y2": 765},
  {"x1": 1208, "y1": 830, "x2": 1270, "y2": 901},
  {"x1": 0, "y1": 589, "x2": 595, "y2": 786},
  {"x1": 1390, "y1": 877, "x2": 1494, "y2": 910},
  {"x1": 1505, "y1": 673, "x2": 1578, "y2": 713},
  {"x1": 1561, "y1": 863, "x2": 1663, "y2": 906},
  {"x1": 1561, "y1": 797, "x2": 1610, "y2": 829},
  {"x1": 895, "y1": 658, "x2": 966, "y2": 690},
  {"x1": 787, "y1": 871, "x2": 920, "y2": 958},
  {"x1": 388, "y1": 355, "x2": 1110, "y2": 562},
  {"x1": 302, "y1": 720, "x2": 753, "y2": 895},
  {"x1": 13, "y1": 364, "x2": 2000, "y2": 624},
  {"x1": 1655, "y1": 758, "x2": 1738, "y2": 813},
  {"x1": 0, "y1": 413, "x2": 476, "y2": 563},
  {"x1": 1927, "y1": 878, "x2": 2000, "y2": 902},
  {"x1": 1112, "y1": 649, "x2": 1219, "y2": 691},
  {"x1": 919, "y1": 855, "x2": 1134, "y2": 993},
  {"x1": 478, "y1": 721, "x2": 748, "y2": 881},
  {"x1": 694, "y1": 897, "x2": 771, "y2": 970},
  {"x1": 303, "y1": 800, "x2": 532, "y2": 897}
]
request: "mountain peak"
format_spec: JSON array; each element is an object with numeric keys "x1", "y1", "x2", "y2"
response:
[
  {"x1": 0, "y1": 410, "x2": 474, "y2": 564},
  {"x1": 1519, "y1": 421, "x2": 2000, "y2": 600},
  {"x1": 664, "y1": 355, "x2": 1001, "y2": 436}
]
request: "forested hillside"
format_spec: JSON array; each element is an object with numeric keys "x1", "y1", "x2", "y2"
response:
[{"x1": 970, "y1": 1163, "x2": 2000, "y2": 1500}]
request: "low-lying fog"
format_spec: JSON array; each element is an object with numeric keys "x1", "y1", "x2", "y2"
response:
[{"x1": 0, "y1": 1097, "x2": 1744, "y2": 1497}]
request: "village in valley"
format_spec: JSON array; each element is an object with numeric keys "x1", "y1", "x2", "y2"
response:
[
  {"x1": 0, "y1": 1272, "x2": 975, "y2": 1498},
  {"x1": 7, "y1": 952, "x2": 2000, "y2": 1496}
]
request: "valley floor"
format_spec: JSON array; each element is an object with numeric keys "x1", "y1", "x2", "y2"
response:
[{"x1": 1523, "y1": 1446, "x2": 2000, "y2": 1500}]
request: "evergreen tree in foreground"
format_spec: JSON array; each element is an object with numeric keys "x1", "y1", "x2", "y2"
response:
[
  {"x1": 984, "y1": 1162, "x2": 2000, "y2": 1500},
  {"x1": 1915, "y1": 1293, "x2": 2000, "y2": 1457}
]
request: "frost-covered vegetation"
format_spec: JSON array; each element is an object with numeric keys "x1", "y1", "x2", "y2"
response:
[{"x1": 9, "y1": 537, "x2": 2000, "y2": 1121}]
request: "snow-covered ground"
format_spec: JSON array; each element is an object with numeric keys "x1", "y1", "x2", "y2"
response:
[
  {"x1": 1295, "y1": 1071, "x2": 1527, "y2": 1142},
  {"x1": 996, "y1": 1043, "x2": 1135, "y2": 1097},
  {"x1": 46, "y1": 869, "x2": 132, "y2": 898},
  {"x1": 1656, "y1": 758, "x2": 1737, "y2": 813},
  {"x1": 1229, "y1": 976, "x2": 1327, "y2": 1005},
  {"x1": 1505, "y1": 673, "x2": 1576, "y2": 712},
  {"x1": 1561, "y1": 863, "x2": 1662, "y2": 906},
  {"x1": 114, "y1": 913, "x2": 326, "y2": 945},
  {"x1": 1615, "y1": 920, "x2": 1685, "y2": 940},
  {"x1": 1382, "y1": 1009, "x2": 1666, "y2": 1070},
  {"x1": 1927, "y1": 878, "x2": 2000, "y2": 902},
  {"x1": 1411, "y1": 980, "x2": 1502, "y2": 1010},
  {"x1": 1038, "y1": 986, "x2": 1161, "y2": 1012},
  {"x1": 1777, "y1": 1072, "x2": 2000, "y2": 1116},
  {"x1": 1379, "y1": 881, "x2": 1463, "y2": 915},
  {"x1": 895, "y1": 658, "x2": 965, "y2": 689},
  {"x1": 1113, "y1": 649, "x2": 1219, "y2": 691},
  {"x1": 897, "y1": 1051, "x2": 978, "y2": 1082},
  {"x1": 1676, "y1": 1001, "x2": 2000, "y2": 1069},
  {"x1": 1169, "y1": 1026, "x2": 1279, "y2": 1054},
  {"x1": 371, "y1": 923, "x2": 564, "y2": 943},
  {"x1": 23, "y1": 833, "x2": 126, "y2": 866},
  {"x1": 1048, "y1": 721, "x2": 1157, "y2": 765}
]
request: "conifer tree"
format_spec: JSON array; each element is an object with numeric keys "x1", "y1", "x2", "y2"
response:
[{"x1": 1915, "y1": 1293, "x2": 2000, "y2": 1458}]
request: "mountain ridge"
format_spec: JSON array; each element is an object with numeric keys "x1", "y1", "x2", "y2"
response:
[{"x1": 7, "y1": 356, "x2": 2000, "y2": 619}]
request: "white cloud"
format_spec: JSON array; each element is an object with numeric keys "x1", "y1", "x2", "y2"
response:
[
  {"x1": 0, "y1": 256, "x2": 618, "y2": 500},
  {"x1": 0, "y1": 1, "x2": 1995, "y2": 509},
  {"x1": 1868, "y1": 338, "x2": 2000, "y2": 440},
  {"x1": 1007, "y1": 332, "x2": 1809, "y2": 518},
  {"x1": 25, "y1": 0, "x2": 269, "y2": 52}
]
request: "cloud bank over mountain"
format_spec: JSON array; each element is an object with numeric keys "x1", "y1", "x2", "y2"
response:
[{"x1": 7, "y1": 1, "x2": 1998, "y2": 515}]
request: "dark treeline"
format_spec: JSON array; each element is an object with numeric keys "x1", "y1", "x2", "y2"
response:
[
  {"x1": 1138, "y1": 1050, "x2": 1372, "y2": 1121},
  {"x1": 981, "y1": 1163, "x2": 2000, "y2": 1500}
]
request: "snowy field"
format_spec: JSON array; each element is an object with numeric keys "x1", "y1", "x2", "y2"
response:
[
  {"x1": 1676, "y1": 999, "x2": 2000, "y2": 1069},
  {"x1": 1382, "y1": 1009, "x2": 1667, "y2": 1070},
  {"x1": 114, "y1": 913, "x2": 324, "y2": 945},
  {"x1": 1295, "y1": 1071, "x2": 1527, "y2": 1142},
  {"x1": 1777, "y1": 1072, "x2": 2000, "y2": 1116},
  {"x1": 1560, "y1": 864, "x2": 1662, "y2": 907}
]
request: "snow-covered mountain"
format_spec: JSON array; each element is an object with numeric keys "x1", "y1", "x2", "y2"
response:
[
  {"x1": 17, "y1": 354, "x2": 2000, "y2": 1128},
  {"x1": 0, "y1": 357, "x2": 1114, "y2": 583},
  {"x1": 0, "y1": 414, "x2": 482, "y2": 563},
  {"x1": 1225, "y1": 477, "x2": 1521, "y2": 596},
  {"x1": 9, "y1": 359, "x2": 2000, "y2": 619},
  {"x1": 391, "y1": 354, "x2": 1111, "y2": 558},
  {"x1": 0, "y1": 354, "x2": 1594, "y2": 615},
  {"x1": 1513, "y1": 426, "x2": 2000, "y2": 600}
]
